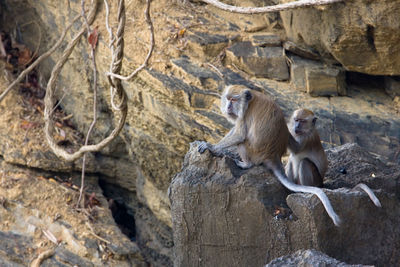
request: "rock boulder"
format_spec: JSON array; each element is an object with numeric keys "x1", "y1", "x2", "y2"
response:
[
  {"x1": 280, "y1": 0, "x2": 400, "y2": 75},
  {"x1": 170, "y1": 142, "x2": 400, "y2": 266},
  {"x1": 265, "y1": 249, "x2": 369, "y2": 267}
]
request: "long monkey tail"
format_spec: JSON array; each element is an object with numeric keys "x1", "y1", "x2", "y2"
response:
[
  {"x1": 270, "y1": 163, "x2": 341, "y2": 226},
  {"x1": 352, "y1": 183, "x2": 382, "y2": 208}
]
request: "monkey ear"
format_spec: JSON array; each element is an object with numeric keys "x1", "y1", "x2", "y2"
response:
[
  {"x1": 312, "y1": 117, "x2": 317, "y2": 125},
  {"x1": 244, "y1": 90, "x2": 252, "y2": 101}
]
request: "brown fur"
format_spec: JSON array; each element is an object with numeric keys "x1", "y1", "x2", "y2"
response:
[
  {"x1": 240, "y1": 89, "x2": 289, "y2": 164},
  {"x1": 198, "y1": 87, "x2": 342, "y2": 226},
  {"x1": 287, "y1": 108, "x2": 328, "y2": 181}
]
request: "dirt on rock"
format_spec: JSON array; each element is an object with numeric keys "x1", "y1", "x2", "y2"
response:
[{"x1": 0, "y1": 160, "x2": 145, "y2": 266}]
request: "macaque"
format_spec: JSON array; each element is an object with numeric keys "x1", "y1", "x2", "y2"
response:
[
  {"x1": 198, "y1": 85, "x2": 341, "y2": 226},
  {"x1": 285, "y1": 109, "x2": 327, "y2": 187},
  {"x1": 286, "y1": 109, "x2": 381, "y2": 208}
]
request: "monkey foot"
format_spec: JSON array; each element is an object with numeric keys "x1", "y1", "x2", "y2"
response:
[{"x1": 235, "y1": 159, "x2": 253, "y2": 169}]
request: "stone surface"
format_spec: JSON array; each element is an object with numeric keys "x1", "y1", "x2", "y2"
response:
[
  {"x1": 0, "y1": 0, "x2": 400, "y2": 265},
  {"x1": 289, "y1": 55, "x2": 346, "y2": 96},
  {"x1": 324, "y1": 143, "x2": 400, "y2": 196},
  {"x1": 384, "y1": 76, "x2": 400, "y2": 99},
  {"x1": 251, "y1": 33, "x2": 281, "y2": 47},
  {"x1": 265, "y1": 249, "x2": 369, "y2": 267},
  {"x1": 187, "y1": 31, "x2": 237, "y2": 59},
  {"x1": 0, "y1": 160, "x2": 146, "y2": 267},
  {"x1": 170, "y1": 142, "x2": 400, "y2": 267},
  {"x1": 171, "y1": 57, "x2": 222, "y2": 91},
  {"x1": 306, "y1": 66, "x2": 346, "y2": 96},
  {"x1": 289, "y1": 56, "x2": 315, "y2": 92},
  {"x1": 226, "y1": 41, "x2": 289, "y2": 80},
  {"x1": 279, "y1": 0, "x2": 400, "y2": 75},
  {"x1": 283, "y1": 41, "x2": 320, "y2": 60}
]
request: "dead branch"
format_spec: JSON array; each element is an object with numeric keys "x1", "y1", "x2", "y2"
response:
[
  {"x1": 1, "y1": 0, "x2": 152, "y2": 164},
  {"x1": 44, "y1": 0, "x2": 103, "y2": 162},
  {"x1": 202, "y1": 0, "x2": 345, "y2": 14},
  {"x1": 77, "y1": 0, "x2": 100, "y2": 208},
  {"x1": 86, "y1": 222, "x2": 111, "y2": 244},
  {"x1": 30, "y1": 249, "x2": 55, "y2": 267},
  {"x1": 43, "y1": 0, "x2": 131, "y2": 162}
]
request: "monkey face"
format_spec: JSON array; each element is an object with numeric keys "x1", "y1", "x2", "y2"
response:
[
  {"x1": 221, "y1": 95, "x2": 239, "y2": 122},
  {"x1": 220, "y1": 85, "x2": 252, "y2": 123},
  {"x1": 294, "y1": 119, "x2": 306, "y2": 134},
  {"x1": 226, "y1": 96, "x2": 239, "y2": 114},
  {"x1": 289, "y1": 109, "x2": 317, "y2": 137}
]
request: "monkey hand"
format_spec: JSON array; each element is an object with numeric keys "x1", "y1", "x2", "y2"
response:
[{"x1": 198, "y1": 141, "x2": 213, "y2": 154}]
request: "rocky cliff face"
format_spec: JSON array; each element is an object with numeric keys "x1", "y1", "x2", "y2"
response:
[
  {"x1": 170, "y1": 143, "x2": 400, "y2": 266},
  {"x1": 0, "y1": 0, "x2": 399, "y2": 266},
  {"x1": 280, "y1": 0, "x2": 400, "y2": 75}
]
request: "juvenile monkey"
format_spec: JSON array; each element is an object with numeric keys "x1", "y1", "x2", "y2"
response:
[
  {"x1": 198, "y1": 85, "x2": 341, "y2": 226},
  {"x1": 286, "y1": 109, "x2": 381, "y2": 207},
  {"x1": 285, "y1": 109, "x2": 328, "y2": 187}
]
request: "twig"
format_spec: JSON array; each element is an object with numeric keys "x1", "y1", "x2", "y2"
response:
[
  {"x1": 0, "y1": 34, "x2": 6, "y2": 57},
  {"x1": 207, "y1": 63, "x2": 223, "y2": 78},
  {"x1": 201, "y1": 0, "x2": 345, "y2": 14},
  {"x1": 42, "y1": 229, "x2": 59, "y2": 245},
  {"x1": 44, "y1": 0, "x2": 128, "y2": 162},
  {"x1": 30, "y1": 249, "x2": 55, "y2": 267},
  {"x1": 77, "y1": 0, "x2": 99, "y2": 208},
  {"x1": 86, "y1": 222, "x2": 111, "y2": 244},
  {"x1": 50, "y1": 87, "x2": 68, "y2": 115},
  {"x1": 61, "y1": 114, "x2": 73, "y2": 121},
  {"x1": 0, "y1": 14, "x2": 82, "y2": 102}
]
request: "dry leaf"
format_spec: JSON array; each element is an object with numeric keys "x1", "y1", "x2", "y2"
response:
[
  {"x1": 178, "y1": 28, "x2": 186, "y2": 37},
  {"x1": 18, "y1": 47, "x2": 32, "y2": 66},
  {"x1": 20, "y1": 120, "x2": 37, "y2": 130},
  {"x1": 88, "y1": 27, "x2": 99, "y2": 49}
]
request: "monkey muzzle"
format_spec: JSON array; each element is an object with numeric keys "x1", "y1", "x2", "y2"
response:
[
  {"x1": 294, "y1": 125, "x2": 304, "y2": 135},
  {"x1": 227, "y1": 104, "x2": 234, "y2": 116},
  {"x1": 295, "y1": 122, "x2": 303, "y2": 135}
]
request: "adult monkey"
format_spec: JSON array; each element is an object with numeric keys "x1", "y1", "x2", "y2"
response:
[
  {"x1": 198, "y1": 85, "x2": 341, "y2": 226},
  {"x1": 287, "y1": 109, "x2": 381, "y2": 207}
]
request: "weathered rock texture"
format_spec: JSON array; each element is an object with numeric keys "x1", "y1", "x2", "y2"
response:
[
  {"x1": 0, "y1": 160, "x2": 145, "y2": 266},
  {"x1": 226, "y1": 41, "x2": 289, "y2": 80},
  {"x1": 289, "y1": 55, "x2": 346, "y2": 96},
  {"x1": 0, "y1": 0, "x2": 400, "y2": 265},
  {"x1": 170, "y1": 142, "x2": 400, "y2": 267},
  {"x1": 265, "y1": 249, "x2": 369, "y2": 267},
  {"x1": 280, "y1": 0, "x2": 400, "y2": 75}
]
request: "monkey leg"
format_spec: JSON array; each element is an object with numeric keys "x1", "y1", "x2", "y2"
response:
[
  {"x1": 235, "y1": 159, "x2": 253, "y2": 169},
  {"x1": 284, "y1": 160, "x2": 297, "y2": 184},
  {"x1": 298, "y1": 158, "x2": 323, "y2": 187},
  {"x1": 235, "y1": 144, "x2": 254, "y2": 169},
  {"x1": 198, "y1": 125, "x2": 246, "y2": 155}
]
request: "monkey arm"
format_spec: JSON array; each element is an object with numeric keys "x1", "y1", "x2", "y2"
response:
[
  {"x1": 198, "y1": 123, "x2": 246, "y2": 155},
  {"x1": 213, "y1": 124, "x2": 246, "y2": 152},
  {"x1": 288, "y1": 134, "x2": 302, "y2": 153}
]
